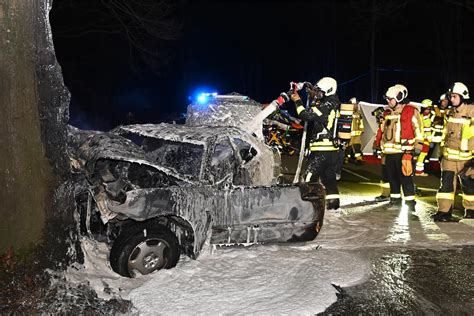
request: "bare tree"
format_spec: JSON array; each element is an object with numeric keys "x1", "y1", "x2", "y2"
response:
[{"x1": 51, "y1": 0, "x2": 184, "y2": 73}]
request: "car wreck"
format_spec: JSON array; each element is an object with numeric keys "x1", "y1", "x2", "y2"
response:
[{"x1": 70, "y1": 94, "x2": 325, "y2": 277}]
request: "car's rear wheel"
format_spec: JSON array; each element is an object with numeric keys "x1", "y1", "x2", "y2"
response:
[{"x1": 110, "y1": 223, "x2": 180, "y2": 277}]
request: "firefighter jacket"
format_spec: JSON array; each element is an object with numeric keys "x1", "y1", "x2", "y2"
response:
[
  {"x1": 441, "y1": 103, "x2": 474, "y2": 161},
  {"x1": 420, "y1": 109, "x2": 433, "y2": 144},
  {"x1": 349, "y1": 108, "x2": 364, "y2": 145},
  {"x1": 379, "y1": 104, "x2": 424, "y2": 154},
  {"x1": 295, "y1": 94, "x2": 341, "y2": 152},
  {"x1": 431, "y1": 105, "x2": 447, "y2": 143}
]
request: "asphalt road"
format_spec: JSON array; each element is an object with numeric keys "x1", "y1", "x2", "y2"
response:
[{"x1": 281, "y1": 153, "x2": 474, "y2": 315}]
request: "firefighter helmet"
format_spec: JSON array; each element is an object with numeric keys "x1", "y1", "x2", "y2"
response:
[
  {"x1": 439, "y1": 93, "x2": 447, "y2": 102},
  {"x1": 394, "y1": 84, "x2": 408, "y2": 100},
  {"x1": 448, "y1": 82, "x2": 469, "y2": 99},
  {"x1": 421, "y1": 99, "x2": 433, "y2": 107},
  {"x1": 384, "y1": 84, "x2": 407, "y2": 103},
  {"x1": 315, "y1": 77, "x2": 337, "y2": 96}
]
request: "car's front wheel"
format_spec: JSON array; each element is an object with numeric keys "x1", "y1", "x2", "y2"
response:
[{"x1": 110, "y1": 223, "x2": 180, "y2": 277}]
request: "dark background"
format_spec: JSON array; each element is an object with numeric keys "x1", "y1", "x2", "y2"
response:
[{"x1": 50, "y1": 0, "x2": 474, "y2": 130}]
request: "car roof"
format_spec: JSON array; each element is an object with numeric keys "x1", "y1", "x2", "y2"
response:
[{"x1": 111, "y1": 123, "x2": 245, "y2": 144}]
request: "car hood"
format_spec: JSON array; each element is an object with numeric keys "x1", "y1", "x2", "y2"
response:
[{"x1": 75, "y1": 131, "x2": 192, "y2": 183}]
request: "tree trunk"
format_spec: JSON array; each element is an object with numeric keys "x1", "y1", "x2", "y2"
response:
[{"x1": 0, "y1": 0, "x2": 74, "y2": 262}]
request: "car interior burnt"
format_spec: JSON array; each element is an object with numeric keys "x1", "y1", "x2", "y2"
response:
[{"x1": 92, "y1": 159, "x2": 181, "y2": 198}]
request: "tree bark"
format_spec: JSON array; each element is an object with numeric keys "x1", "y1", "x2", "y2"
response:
[{"x1": 0, "y1": 0, "x2": 73, "y2": 261}]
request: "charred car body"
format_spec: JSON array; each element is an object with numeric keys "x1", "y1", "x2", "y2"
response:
[{"x1": 71, "y1": 94, "x2": 325, "y2": 277}]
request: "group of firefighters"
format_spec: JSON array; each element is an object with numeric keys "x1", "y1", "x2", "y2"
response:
[{"x1": 283, "y1": 77, "x2": 474, "y2": 222}]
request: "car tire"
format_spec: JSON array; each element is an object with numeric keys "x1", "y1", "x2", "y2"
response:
[{"x1": 110, "y1": 223, "x2": 180, "y2": 277}]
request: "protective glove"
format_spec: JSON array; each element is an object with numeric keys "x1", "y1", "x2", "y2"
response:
[
  {"x1": 275, "y1": 92, "x2": 289, "y2": 106},
  {"x1": 414, "y1": 148, "x2": 421, "y2": 158},
  {"x1": 290, "y1": 91, "x2": 301, "y2": 102}
]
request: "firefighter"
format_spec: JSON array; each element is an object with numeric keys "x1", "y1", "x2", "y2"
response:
[
  {"x1": 345, "y1": 97, "x2": 365, "y2": 165},
  {"x1": 380, "y1": 84, "x2": 424, "y2": 212},
  {"x1": 433, "y1": 82, "x2": 474, "y2": 221},
  {"x1": 428, "y1": 94, "x2": 449, "y2": 161},
  {"x1": 291, "y1": 77, "x2": 341, "y2": 211},
  {"x1": 415, "y1": 99, "x2": 434, "y2": 176},
  {"x1": 372, "y1": 106, "x2": 391, "y2": 201}
]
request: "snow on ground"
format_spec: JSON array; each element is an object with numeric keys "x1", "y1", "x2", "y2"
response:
[{"x1": 64, "y1": 189, "x2": 474, "y2": 314}]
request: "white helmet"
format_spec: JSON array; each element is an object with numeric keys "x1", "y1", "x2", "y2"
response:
[
  {"x1": 394, "y1": 84, "x2": 408, "y2": 100},
  {"x1": 384, "y1": 84, "x2": 407, "y2": 103},
  {"x1": 448, "y1": 82, "x2": 469, "y2": 99},
  {"x1": 315, "y1": 77, "x2": 337, "y2": 96},
  {"x1": 439, "y1": 93, "x2": 447, "y2": 101},
  {"x1": 349, "y1": 97, "x2": 357, "y2": 104}
]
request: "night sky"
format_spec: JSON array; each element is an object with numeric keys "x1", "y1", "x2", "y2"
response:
[{"x1": 50, "y1": 0, "x2": 474, "y2": 130}]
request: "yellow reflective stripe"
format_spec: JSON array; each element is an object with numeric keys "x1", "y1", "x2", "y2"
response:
[
  {"x1": 443, "y1": 147, "x2": 472, "y2": 160},
  {"x1": 310, "y1": 140, "x2": 334, "y2": 145},
  {"x1": 340, "y1": 110, "x2": 353, "y2": 115},
  {"x1": 327, "y1": 109, "x2": 336, "y2": 130},
  {"x1": 310, "y1": 146, "x2": 339, "y2": 151},
  {"x1": 326, "y1": 194, "x2": 340, "y2": 200},
  {"x1": 404, "y1": 195, "x2": 415, "y2": 201},
  {"x1": 296, "y1": 106, "x2": 305, "y2": 115},
  {"x1": 305, "y1": 172, "x2": 312, "y2": 182},
  {"x1": 395, "y1": 118, "x2": 401, "y2": 143},
  {"x1": 462, "y1": 194, "x2": 474, "y2": 202},
  {"x1": 309, "y1": 139, "x2": 339, "y2": 151},
  {"x1": 448, "y1": 117, "x2": 470, "y2": 124},
  {"x1": 461, "y1": 138, "x2": 469, "y2": 151},
  {"x1": 436, "y1": 192, "x2": 455, "y2": 200},
  {"x1": 386, "y1": 115, "x2": 399, "y2": 120},
  {"x1": 390, "y1": 193, "x2": 401, "y2": 198},
  {"x1": 380, "y1": 182, "x2": 390, "y2": 188},
  {"x1": 412, "y1": 116, "x2": 423, "y2": 141},
  {"x1": 383, "y1": 142, "x2": 402, "y2": 148},
  {"x1": 444, "y1": 154, "x2": 471, "y2": 160},
  {"x1": 311, "y1": 106, "x2": 323, "y2": 116},
  {"x1": 383, "y1": 148, "x2": 403, "y2": 154},
  {"x1": 351, "y1": 131, "x2": 362, "y2": 136},
  {"x1": 354, "y1": 153, "x2": 362, "y2": 157}
]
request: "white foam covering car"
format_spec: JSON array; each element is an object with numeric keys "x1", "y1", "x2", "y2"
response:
[{"x1": 70, "y1": 94, "x2": 325, "y2": 277}]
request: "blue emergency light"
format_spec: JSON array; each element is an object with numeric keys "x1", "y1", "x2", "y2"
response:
[{"x1": 196, "y1": 92, "x2": 218, "y2": 104}]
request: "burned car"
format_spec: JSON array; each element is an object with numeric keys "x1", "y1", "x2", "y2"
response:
[{"x1": 71, "y1": 96, "x2": 325, "y2": 278}]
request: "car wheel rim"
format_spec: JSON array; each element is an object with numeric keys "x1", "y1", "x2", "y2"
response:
[{"x1": 128, "y1": 238, "x2": 169, "y2": 276}]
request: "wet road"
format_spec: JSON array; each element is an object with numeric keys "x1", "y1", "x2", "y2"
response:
[
  {"x1": 281, "y1": 155, "x2": 474, "y2": 314},
  {"x1": 321, "y1": 246, "x2": 474, "y2": 315}
]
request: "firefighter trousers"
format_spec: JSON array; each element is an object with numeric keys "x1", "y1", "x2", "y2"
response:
[
  {"x1": 380, "y1": 159, "x2": 390, "y2": 197},
  {"x1": 385, "y1": 153, "x2": 415, "y2": 201},
  {"x1": 436, "y1": 159, "x2": 474, "y2": 213},
  {"x1": 305, "y1": 151, "x2": 340, "y2": 210}
]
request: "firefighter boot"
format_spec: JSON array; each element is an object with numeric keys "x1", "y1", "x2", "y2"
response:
[
  {"x1": 374, "y1": 194, "x2": 390, "y2": 202},
  {"x1": 464, "y1": 209, "x2": 474, "y2": 219},
  {"x1": 327, "y1": 199, "x2": 340, "y2": 211},
  {"x1": 431, "y1": 211, "x2": 455, "y2": 222},
  {"x1": 387, "y1": 198, "x2": 402, "y2": 211},
  {"x1": 406, "y1": 200, "x2": 416, "y2": 215}
]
